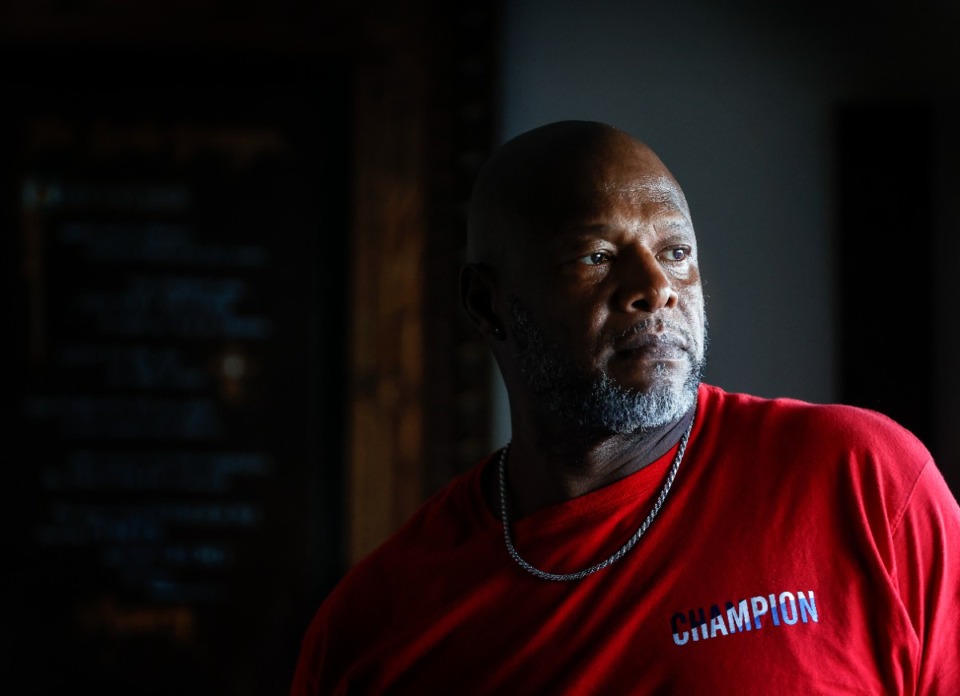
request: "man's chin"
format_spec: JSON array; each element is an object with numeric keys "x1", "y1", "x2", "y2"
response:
[
  {"x1": 606, "y1": 361, "x2": 691, "y2": 395},
  {"x1": 569, "y1": 371, "x2": 697, "y2": 433}
]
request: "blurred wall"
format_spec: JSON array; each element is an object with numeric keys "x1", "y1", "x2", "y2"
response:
[
  {"x1": 487, "y1": 0, "x2": 960, "y2": 495},
  {"x1": 0, "y1": 3, "x2": 501, "y2": 692}
]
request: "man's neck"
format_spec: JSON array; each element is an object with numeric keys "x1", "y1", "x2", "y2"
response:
[{"x1": 485, "y1": 404, "x2": 696, "y2": 520}]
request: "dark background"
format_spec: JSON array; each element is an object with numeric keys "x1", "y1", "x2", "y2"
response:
[
  {"x1": 1, "y1": 48, "x2": 351, "y2": 694},
  {"x1": 1, "y1": 2, "x2": 500, "y2": 694}
]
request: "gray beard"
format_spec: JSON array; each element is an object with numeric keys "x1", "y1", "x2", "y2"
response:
[{"x1": 508, "y1": 297, "x2": 707, "y2": 434}]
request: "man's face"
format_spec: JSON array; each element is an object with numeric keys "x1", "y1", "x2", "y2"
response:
[{"x1": 501, "y1": 140, "x2": 707, "y2": 433}]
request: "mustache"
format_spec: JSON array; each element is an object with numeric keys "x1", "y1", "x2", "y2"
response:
[{"x1": 611, "y1": 318, "x2": 693, "y2": 350}]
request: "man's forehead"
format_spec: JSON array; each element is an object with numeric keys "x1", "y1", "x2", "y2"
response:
[
  {"x1": 601, "y1": 175, "x2": 689, "y2": 214},
  {"x1": 540, "y1": 172, "x2": 691, "y2": 227}
]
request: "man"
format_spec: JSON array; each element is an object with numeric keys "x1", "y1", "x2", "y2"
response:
[{"x1": 291, "y1": 121, "x2": 960, "y2": 694}]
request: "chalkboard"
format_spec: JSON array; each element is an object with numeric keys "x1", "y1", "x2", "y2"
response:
[{"x1": 1, "y1": 49, "x2": 350, "y2": 695}]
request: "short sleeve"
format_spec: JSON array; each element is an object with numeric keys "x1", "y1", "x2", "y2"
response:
[{"x1": 892, "y1": 461, "x2": 960, "y2": 694}]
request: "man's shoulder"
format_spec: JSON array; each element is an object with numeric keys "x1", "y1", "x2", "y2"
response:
[
  {"x1": 700, "y1": 382, "x2": 928, "y2": 451},
  {"x1": 699, "y1": 383, "x2": 933, "y2": 497}
]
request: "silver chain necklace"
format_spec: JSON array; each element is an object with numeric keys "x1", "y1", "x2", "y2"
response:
[{"x1": 498, "y1": 410, "x2": 696, "y2": 582}]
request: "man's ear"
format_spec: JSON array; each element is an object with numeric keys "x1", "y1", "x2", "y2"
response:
[{"x1": 459, "y1": 263, "x2": 506, "y2": 341}]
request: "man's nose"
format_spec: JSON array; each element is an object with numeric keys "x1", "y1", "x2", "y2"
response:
[{"x1": 613, "y1": 251, "x2": 678, "y2": 313}]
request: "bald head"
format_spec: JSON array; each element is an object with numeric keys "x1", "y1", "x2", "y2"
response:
[{"x1": 466, "y1": 120, "x2": 690, "y2": 270}]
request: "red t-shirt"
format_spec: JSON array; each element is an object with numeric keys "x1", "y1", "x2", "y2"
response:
[{"x1": 291, "y1": 384, "x2": 960, "y2": 694}]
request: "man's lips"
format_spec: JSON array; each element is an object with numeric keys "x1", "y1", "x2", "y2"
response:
[{"x1": 613, "y1": 330, "x2": 688, "y2": 358}]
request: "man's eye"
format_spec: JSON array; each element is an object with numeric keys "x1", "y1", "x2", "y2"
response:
[
  {"x1": 578, "y1": 252, "x2": 610, "y2": 266},
  {"x1": 664, "y1": 247, "x2": 689, "y2": 262}
]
